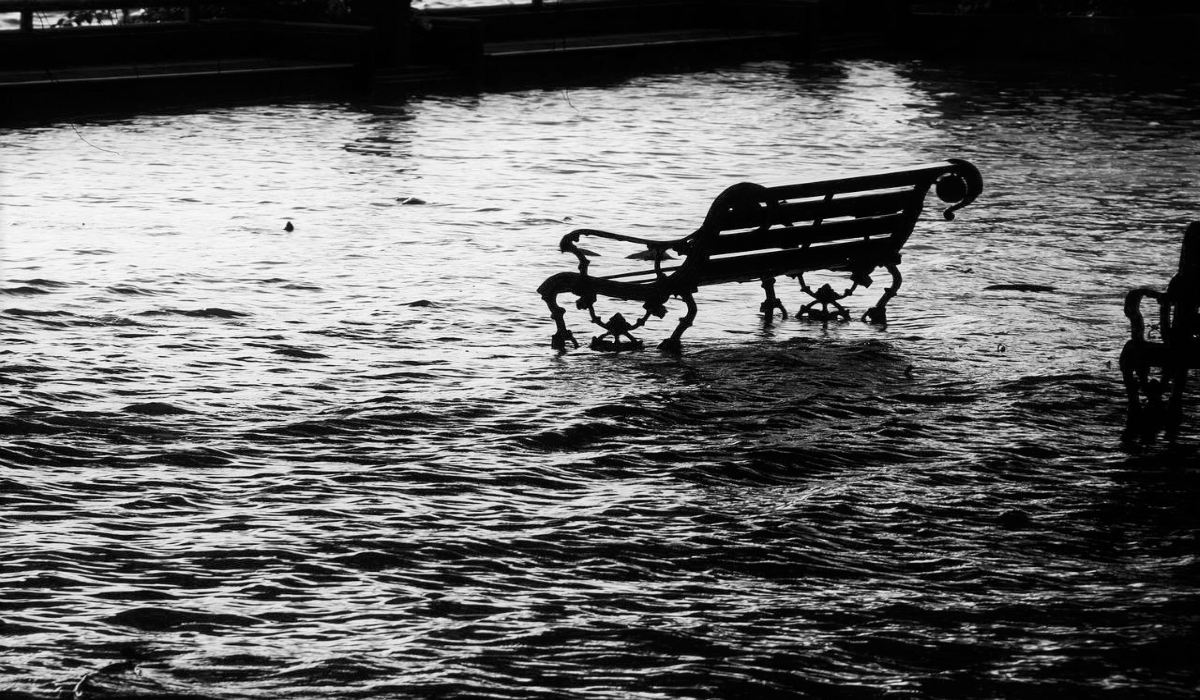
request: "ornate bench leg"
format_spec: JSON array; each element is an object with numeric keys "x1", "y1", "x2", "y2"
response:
[
  {"x1": 658, "y1": 292, "x2": 697, "y2": 354},
  {"x1": 541, "y1": 290, "x2": 579, "y2": 351},
  {"x1": 862, "y1": 264, "x2": 903, "y2": 325},
  {"x1": 589, "y1": 312, "x2": 646, "y2": 352},
  {"x1": 1165, "y1": 367, "x2": 1189, "y2": 443},
  {"x1": 1113, "y1": 343, "x2": 1142, "y2": 441},
  {"x1": 760, "y1": 276, "x2": 788, "y2": 322},
  {"x1": 1119, "y1": 341, "x2": 1145, "y2": 441}
]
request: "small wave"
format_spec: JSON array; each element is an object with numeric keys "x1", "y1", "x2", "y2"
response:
[
  {"x1": 138, "y1": 449, "x2": 234, "y2": 468},
  {"x1": 983, "y1": 283, "x2": 1058, "y2": 293},
  {"x1": 1, "y1": 286, "x2": 51, "y2": 295},
  {"x1": 887, "y1": 391, "x2": 981, "y2": 406},
  {"x1": 106, "y1": 284, "x2": 160, "y2": 295},
  {"x1": 107, "y1": 607, "x2": 262, "y2": 632},
  {"x1": 9, "y1": 278, "x2": 69, "y2": 288},
  {"x1": 3, "y1": 308, "x2": 71, "y2": 317},
  {"x1": 0, "y1": 364, "x2": 52, "y2": 374},
  {"x1": 263, "y1": 419, "x2": 368, "y2": 437},
  {"x1": 516, "y1": 420, "x2": 631, "y2": 451},
  {"x1": 329, "y1": 550, "x2": 414, "y2": 571},
  {"x1": 122, "y1": 402, "x2": 196, "y2": 416},
  {"x1": 272, "y1": 347, "x2": 329, "y2": 359},
  {"x1": 0, "y1": 619, "x2": 42, "y2": 635},
  {"x1": 136, "y1": 308, "x2": 249, "y2": 319}
]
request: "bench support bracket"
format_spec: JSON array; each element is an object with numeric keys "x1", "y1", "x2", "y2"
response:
[{"x1": 590, "y1": 312, "x2": 646, "y2": 352}]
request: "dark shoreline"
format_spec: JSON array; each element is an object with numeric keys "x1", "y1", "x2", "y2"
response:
[{"x1": 1, "y1": 0, "x2": 1197, "y2": 124}]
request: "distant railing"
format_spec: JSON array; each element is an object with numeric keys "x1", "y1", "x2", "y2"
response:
[
  {"x1": 0, "y1": 0, "x2": 382, "y2": 33},
  {"x1": 2, "y1": 0, "x2": 138, "y2": 32}
]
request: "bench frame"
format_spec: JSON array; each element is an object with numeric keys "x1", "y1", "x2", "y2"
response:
[
  {"x1": 537, "y1": 159, "x2": 983, "y2": 353},
  {"x1": 1120, "y1": 222, "x2": 1200, "y2": 443}
]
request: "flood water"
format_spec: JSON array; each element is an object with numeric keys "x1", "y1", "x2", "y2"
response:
[{"x1": 3, "y1": 58, "x2": 1200, "y2": 699}]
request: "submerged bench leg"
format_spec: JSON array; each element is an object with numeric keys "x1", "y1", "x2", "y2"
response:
[
  {"x1": 760, "y1": 277, "x2": 788, "y2": 323},
  {"x1": 1119, "y1": 342, "x2": 1151, "y2": 441},
  {"x1": 1165, "y1": 367, "x2": 1190, "y2": 443},
  {"x1": 1120, "y1": 344, "x2": 1142, "y2": 441},
  {"x1": 540, "y1": 290, "x2": 579, "y2": 351},
  {"x1": 658, "y1": 292, "x2": 698, "y2": 354},
  {"x1": 862, "y1": 264, "x2": 903, "y2": 325}
]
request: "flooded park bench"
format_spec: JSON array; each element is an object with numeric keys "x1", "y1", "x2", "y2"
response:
[
  {"x1": 537, "y1": 159, "x2": 983, "y2": 352},
  {"x1": 1120, "y1": 222, "x2": 1200, "y2": 443}
]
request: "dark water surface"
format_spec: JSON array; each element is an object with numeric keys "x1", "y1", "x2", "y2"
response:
[{"x1": 2, "y1": 59, "x2": 1199, "y2": 699}]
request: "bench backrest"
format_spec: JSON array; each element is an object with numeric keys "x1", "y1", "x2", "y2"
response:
[
  {"x1": 1165, "y1": 222, "x2": 1200, "y2": 339},
  {"x1": 674, "y1": 159, "x2": 982, "y2": 286}
]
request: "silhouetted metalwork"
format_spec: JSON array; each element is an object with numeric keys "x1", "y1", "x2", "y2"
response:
[
  {"x1": 1120, "y1": 222, "x2": 1200, "y2": 443},
  {"x1": 538, "y1": 159, "x2": 983, "y2": 353}
]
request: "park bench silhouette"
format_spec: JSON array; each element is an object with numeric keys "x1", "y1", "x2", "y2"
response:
[
  {"x1": 1121, "y1": 222, "x2": 1200, "y2": 443},
  {"x1": 538, "y1": 159, "x2": 983, "y2": 352}
]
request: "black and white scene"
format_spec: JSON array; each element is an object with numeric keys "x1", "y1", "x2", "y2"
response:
[{"x1": 2, "y1": 1, "x2": 1198, "y2": 698}]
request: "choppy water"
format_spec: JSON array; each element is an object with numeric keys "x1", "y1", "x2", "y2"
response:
[{"x1": 3, "y1": 58, "x2": 1200, "y2": 699}]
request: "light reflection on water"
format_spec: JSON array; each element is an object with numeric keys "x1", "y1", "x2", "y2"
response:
[{"x1": 2, "y1": 58, "x2": 1200, "y2": 699}]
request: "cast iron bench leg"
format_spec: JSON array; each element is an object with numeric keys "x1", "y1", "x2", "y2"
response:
[
  {"x1": 862, "y1": 264, "x2": 903, "y2": 325},
  {"x1": 658, "y1": 292, "x2": 698, "y2": 354},
  {"x1": 541, "y1": 289, "x2": 579, "y2": 351},
  {"x1": 1119, "y1": 342, "x2": 1148, "y2": 441},
  {"x1": 1119, "y1": 342, "x2": 1181, "y2": 443},
  {"x1": 760, "y1": 277, "x2": 788, "y2": 322},
  {"x1": 1165, "y1": 367, "x2": 1189, "y2": 442}
]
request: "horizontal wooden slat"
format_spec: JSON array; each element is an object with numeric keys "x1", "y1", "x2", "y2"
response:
[
  {"x1": 716, "y1": 187, "x2": 917, "y2": 231},
  {"x1": 765, "y1": 161, "x2": 960, "y2": 201},
  {"x1": 706, "y1": 211, "x2": 911, "y2": 256},
  {"x1": 777, "y1": 188, "x2": 916, "y2": 224}
]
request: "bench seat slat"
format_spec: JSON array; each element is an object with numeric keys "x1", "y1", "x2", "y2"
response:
[
  {"x1": 584, "y1": 237, "x2": 897, "y2": 291},
  {"x1": 696, "y1": 238, "x2": 898, "y2": 287},
  {"x1": 572, "y1": 238, "x2": 896, "y2": 299}
]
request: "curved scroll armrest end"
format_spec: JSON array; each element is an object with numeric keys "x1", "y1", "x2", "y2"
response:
[
  {"x1": 1124, "y1": 287, "x2": 1166, "y2": 318},
  {"x1": 1125, "y1": 287, "x2": 1168, "y2": 342},
  {"x1": 558, "y1": 230, "x2": 585, "y2": 253},
  {"x1": 937, "y1": 159, "x2": 984, "y2": 220}
]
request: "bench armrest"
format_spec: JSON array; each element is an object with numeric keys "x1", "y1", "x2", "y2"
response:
[
  {"x1": 558, "y1": 228, "x2": 683, "y2": 277},
  {"x1": 1125, "y1": 287, "x2": 1168, "y2": 342}
]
